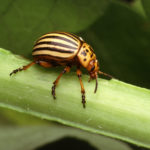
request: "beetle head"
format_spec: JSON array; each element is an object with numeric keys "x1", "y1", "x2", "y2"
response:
[
  {"x1": 87, "y1": 59, "x2": 99, "y2": 78},
  {"x1": 87, "y1": 59, "x2": 113, "y2": 93},
  {"x1": 86, "y1": 59, "x2": 99, "y2": 93}
]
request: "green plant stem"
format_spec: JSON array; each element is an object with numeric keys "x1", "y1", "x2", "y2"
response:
[{"x1": 0, "y1": 48, "x2": 150, "y2": 148}]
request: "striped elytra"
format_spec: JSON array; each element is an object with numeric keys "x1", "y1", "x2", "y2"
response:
[
  {"x1": 10, "y1": 31, "x2": 112, "y2": 108},
  {"x1": 32, "y1": 32, "x2": 81, "y2": 61}
]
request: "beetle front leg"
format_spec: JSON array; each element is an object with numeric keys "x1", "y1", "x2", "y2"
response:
[
  {"x1": 76, "y1": 67, "x2": 86, "y2": 108},
  {"x1": 52, "y1": 65, "x2": 71, "y2": 99},
  {"x1": 10, "y1": 62, "x2": 36, "y2": 76}
]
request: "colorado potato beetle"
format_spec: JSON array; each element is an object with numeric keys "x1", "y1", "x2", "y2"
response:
[{"x1": 10, "y1": 32, "x2": 112, "y2": 108}]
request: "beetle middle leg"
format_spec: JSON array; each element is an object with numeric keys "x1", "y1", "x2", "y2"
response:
[
  {"x1": 76, "y1": 67, "x2": 86, "y2": 108},
  {"x1": 52, "y1": 65, "x2": 71, "y2": 99}
]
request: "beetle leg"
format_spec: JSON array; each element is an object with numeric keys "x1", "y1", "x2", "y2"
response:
[
  {"x1": 10, "y1": 62, "x2": 36, "y2": 76},
  {"x1": 52, "y1": 65, "x2": 71, "y2": 99},
  {"x1": 76, "y1": 68, "x2": 86, "y2": 108}
]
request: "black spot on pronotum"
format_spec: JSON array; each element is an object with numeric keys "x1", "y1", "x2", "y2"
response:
[
  {"x1": 86, "y1": 49, "x2": 89, "y2": 52},
  {"x1": 90, "y1": 53, "x2": 93, "y2": 58},
  {"x1": 89, "y1": 46, "x2": 94, "y2": 52},
  {"x1": 83, "y1": 58, "x2": 86, "y2": 61},
  {"x1": 81, "y1": 51, "x2": 87, "y2": 56}
]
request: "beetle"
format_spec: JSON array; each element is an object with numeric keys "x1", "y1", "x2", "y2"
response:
[{"x1": 10, "y1": 31, "x2": 112, "y2": 108}]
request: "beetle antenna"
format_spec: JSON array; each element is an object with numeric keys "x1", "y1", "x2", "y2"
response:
[
  {"x1": 94, "y1": 74, "x2": 98, "y2": 93},
  {"x1": 98, "y1": 71, "x2": 113, "y2": 79}
]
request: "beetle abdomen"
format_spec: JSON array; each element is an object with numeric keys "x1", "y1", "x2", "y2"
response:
[{"x1": 32, "y1": 32, "x2": 81, "y2": 61}]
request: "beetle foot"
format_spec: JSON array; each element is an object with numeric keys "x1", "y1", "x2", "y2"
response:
[
  {"x1": 10, "y1": 68, "x2": 22, "y2": 76},
  {"x1": 82, "y1": 93, "x2": 86, "y2": 108},
  {"x1": 52, "y1": 84, "x2": 56, "y2": 99}
]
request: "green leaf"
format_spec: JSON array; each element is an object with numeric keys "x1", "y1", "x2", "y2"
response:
[
  {"x1": 0, "y1": 48, "x2": 150, "y2": 148},
  {"x1": 0, "y1": 108, "x2": 132, "y2": 150},
  {"x1": 0, "y1": 0, "x2": 108, "y2": 57},
  {"x1": 0, "y1": 125, "x2": 132, "y2": 150}
]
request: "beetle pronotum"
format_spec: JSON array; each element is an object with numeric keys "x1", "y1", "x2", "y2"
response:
[{"x1": 10, "y1": 32, "x2": 112, "y2": 108}]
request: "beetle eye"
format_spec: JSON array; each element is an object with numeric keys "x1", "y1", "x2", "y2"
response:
[{"x1": 91, "y1": 66, "x2": 95, "y2": 72}]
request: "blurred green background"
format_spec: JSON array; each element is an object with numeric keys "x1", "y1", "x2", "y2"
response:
[{"x1": 0, "y1": 0, "x2": 150, "y2": 150}]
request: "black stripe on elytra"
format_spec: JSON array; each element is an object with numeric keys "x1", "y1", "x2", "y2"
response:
[
  {"x1": 34, "y1": 41, "x2": 77, "y2": 50},
  {"x1": 33, "y1": 47, "x2": 74, "y2": 53},
  {"x1": 58, "y1": 32, "x2": 79, "y2": 42},
  {"x1": 38, "y1": 35, "x2": 78, "y2": 47},
  {"x1": 33, "y1": 54, "x2": 68, "y2": 59}
]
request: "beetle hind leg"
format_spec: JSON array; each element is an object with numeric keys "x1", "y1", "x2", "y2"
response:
[
  {"x1": 52, "y1": 65, "x2": 71, "y2": 99},
  {"x1": 10, "y1": 62, "x2": 36, "y2": 76},
  {"x1": 76, "y1": 67, "x2": 86, "y2": 108}
]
